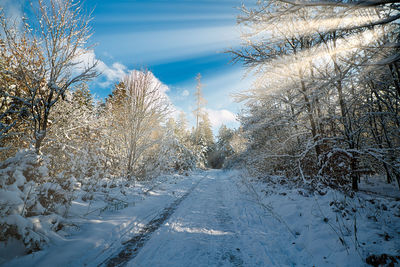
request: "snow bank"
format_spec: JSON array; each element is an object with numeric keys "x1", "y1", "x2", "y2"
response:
[{"x1": 238, "y1": 171, "x2": 400, "y2": 266}]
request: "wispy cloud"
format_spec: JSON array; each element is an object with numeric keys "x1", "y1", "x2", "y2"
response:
[
  {"x1": 95, "y1": 25, "x2": 241, "y2": 64},
  {"x1": 97, "y1": 62, "x2": 127, "y2": 87},
  {"x1": 96, "y1": 14, "x2": 234, "y2": 24}
]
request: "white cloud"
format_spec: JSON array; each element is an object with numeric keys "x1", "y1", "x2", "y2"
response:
[
  {"x1": 204, "y1": 108, "x2": 237, "y2": 128},
  {"x1": 73, "y1": 49, "x2": 128, "y2": 88},
  {"x1": 73, "y1": 50, "x2": 175, "y2": 118},
  {"x1": 181, "y1": 90, "x2": 189, "y2": 97},
  {"x1": 98, "y1": 62, "x2": 128, "y2": 87}
]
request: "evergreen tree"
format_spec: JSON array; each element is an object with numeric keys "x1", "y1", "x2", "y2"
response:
[{"x1": 73, "y1": 83, "x2": 93, "y2": 110}]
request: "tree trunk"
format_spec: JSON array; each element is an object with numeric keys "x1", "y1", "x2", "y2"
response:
[{"x1": 350, "y1": 155, "x2": 359, "y2": 191}]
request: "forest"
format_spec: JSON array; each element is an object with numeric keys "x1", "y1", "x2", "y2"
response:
[
  {"x1": 0, "y1": 0, "x2": 399, "y2": 266},
  {"x1": 229, "y1": 0, "x2": 400, "y2": 192}
]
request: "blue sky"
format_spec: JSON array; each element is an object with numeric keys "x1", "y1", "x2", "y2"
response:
[
  {"x1": 82, "y1": 0, "x2": 255, "y2": 131},
  {"x1": 2, "y1": 0, "x2": 254, "y2": 131}
]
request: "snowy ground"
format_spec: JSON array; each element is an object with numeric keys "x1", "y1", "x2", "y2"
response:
[
  {"x1": 1, "y1": 172, "x2": 203, "y2": 266},
  {"x1": 2, "y1": 169, "x2": 400, "y2": 266}
]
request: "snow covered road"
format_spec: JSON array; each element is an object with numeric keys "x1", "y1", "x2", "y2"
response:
[{"x1": 118, "y1": 169, "x2": 300, "y2": 267}]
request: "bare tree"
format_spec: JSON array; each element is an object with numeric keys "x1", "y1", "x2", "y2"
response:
[
  {"x1": 107, "y1": 70, "x2": 169, "y2": 180},
  {"x1": 193, "y1": 73, "x2": 207, "y2": 133}
]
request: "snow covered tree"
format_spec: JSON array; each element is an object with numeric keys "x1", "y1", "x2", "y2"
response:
[
  {"x1": 175, "y1": 111, "x2": 191, "y2": 144},
  {"x1": 198, "y1": 114, "x2": 214, "y2": 148},
  {"x1": 190, "y1": 113, "x2": 214, "y2": 168},
  {"x1": 44, "y1": 84, "x2": 108, "y2": 182},
  {"x1": 106, "y1": 70, "x2": 169, "y2": 180},
  {"x1": 0, "y1": 37, "x2": 31, "y2": 159},
  {"x1": 147, "y1": 118, "x2": 196, "y2": 174},
  {"x1": 229, "y1": 0, "x2": 400, "y2": 190},
  {"x1": 0, "y1": 0, "x2": 99, "y2": 252},
  {"x1": 208, "y1": 125, "x2": 234, "y2": 169},
  {"x1": 217, "y1": 125, "x2": 234, "y2": 156},
  {"x1": 0, "y1": 0, "x2": 97, "y2": 153}
]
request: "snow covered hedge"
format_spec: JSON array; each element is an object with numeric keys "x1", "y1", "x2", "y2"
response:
[{"x1": 0, "y1": 150, "x2": 72, "y2": 252}]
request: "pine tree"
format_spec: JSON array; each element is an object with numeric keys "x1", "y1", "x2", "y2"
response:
[
  {"x1": 73, "y1": 83, "x2": 93, "y2": 110},
  {"x1": 176, "y1": 111, "x2": 189, "y2": 139},
  {"x1": 198, "y1": 113, "x2": 214, "y2": 148}
]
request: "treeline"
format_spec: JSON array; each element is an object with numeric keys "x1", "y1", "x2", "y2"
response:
[{"x1": 228, "y1": 0, "x2": 400, "y2": 191}]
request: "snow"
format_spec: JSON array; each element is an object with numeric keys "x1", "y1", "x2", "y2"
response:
[
  {"x1": 237, "y1": 172, "x2": 400, "y2": 266},
  {"x1": 126, "y1": 169, "x2": 297, "y2": 266},
  {"x1": 0, "y1": 190, "x2": 24, "y2": 209},
  {"x1": 0, "y1": 238, "x2": 26, "y2": 262},
  {"x1": 359, "y1": 175, "x2": 400, "y2": 199},
  {"x1": 2, "y1": 169, "x2": 400, "y2": 266},
  {"x1": 1, "y1": 172, "x2": 203, "y2": 266}
]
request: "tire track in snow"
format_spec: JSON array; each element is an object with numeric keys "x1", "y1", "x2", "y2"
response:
[
  {"x1": 214, "y1": 179, "x2": 244, "y2": 266},
  {"x1": 214, "y1": 174, "x2": 244, "y2": 266},
  {"x1": 99, "y1": 178, "x2": 203, "y2": 267}
]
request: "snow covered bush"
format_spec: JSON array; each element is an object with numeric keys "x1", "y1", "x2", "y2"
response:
[
  {"x1": 233, "y1": 102, "x2": 308, "y2": 180},
  {"x1": 135, "y1": 129, "x2": 197, "y2": 180},
  {"x1": 317, "y1": 149, "x2": 354, "y2": 190},
  {"x1": 0, "y1": 150, "x2": 71, "y2": 252},
  {"x1": 158, "y1": 131, "x2": 197, "y2": 174},
  {"x1": 43, "y1": 88, "x2": 111, "y2": 199}
]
